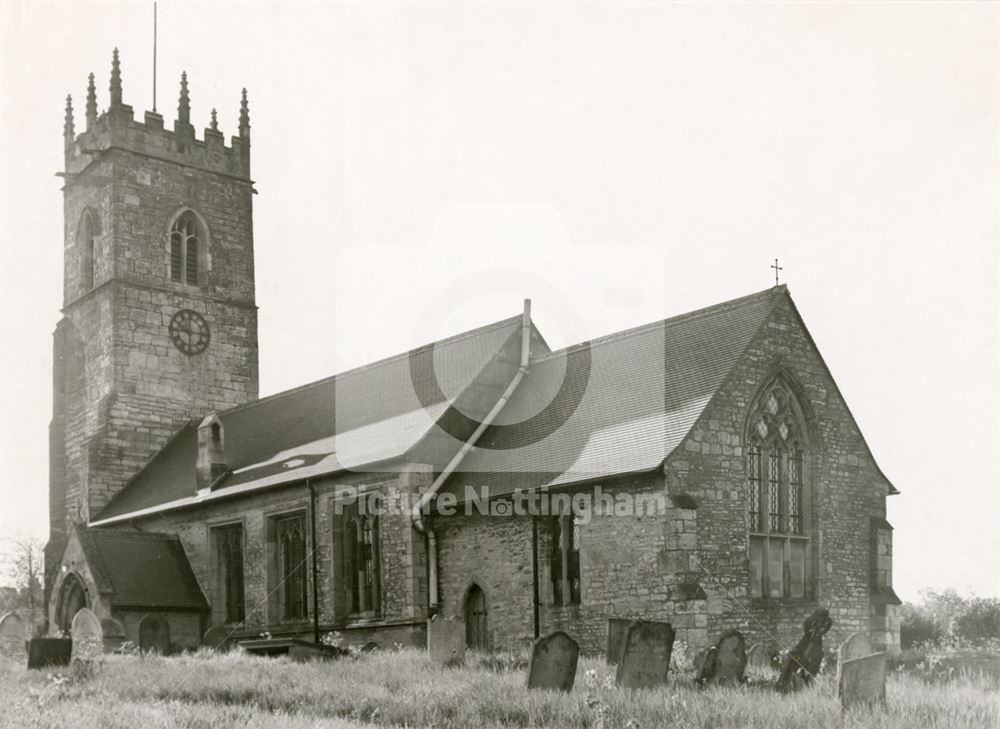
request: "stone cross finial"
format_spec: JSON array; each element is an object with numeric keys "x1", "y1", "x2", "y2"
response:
[
  {"x1": 238, "y1": 88, "x2": 250, "y2": 140},
  {"x1": 210, "y1": 108, "x2": 218, "y2": 131},
  {"x1": 64, "y1": 95, "x2": 75, "y2": 143},
  {"x1": 109, "y1": 48, "x2": 122, "y2": 107},
  {"x1": 85, "y1": 73, "x2": 97, "y2": 130},
  {"x1": 178, "y1": 71, "x2": 190, "y2": 125}
]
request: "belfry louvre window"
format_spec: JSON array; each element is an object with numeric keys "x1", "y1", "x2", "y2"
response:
[
  {"x1": 212, "y1": 523, "x2": 245, "y2": 623},
  {"x1": 746, "y1": 377, "x2": 810, "y2": 601},
  {"x1": 274, "y1": 513, "x2": 308, "y2": 621},
  {"x1": 170, "y1": 211, "x2": 201, "y2": 285},
  {"x1": 333, "y1": 498, "x2": 381, "y2": 615},
  {"x1": 550, "y1": 513, "x2": 581, "y2": 606},
  {"x1": 78, "y1": 209, "x2": 98, "y2": 292}
]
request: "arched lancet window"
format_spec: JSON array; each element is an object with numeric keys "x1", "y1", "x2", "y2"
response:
[
  {"x1": 170, "y1": 211, "x2": 203, "y2": 285},
  {"x1": 746, "y1": 375, "x2": 811, "y2": 600},
  {"x1": 78, "y1": 209, "x2": 98, "y2": 292}
]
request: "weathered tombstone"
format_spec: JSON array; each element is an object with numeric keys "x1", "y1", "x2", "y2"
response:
[
  {"x1": 27, "y1": 638, "x2": 72, "y2": 670},
  {"x1": 838, "y1": 632, "x2": 874, "y2": 664},
  {"x1": 526, "y1": 631, "x2": 579, "y2": 691},
  {"x1": 70, "y1": 608, "x2": 103, "y2": 662},
  {"x1": 712, "y1": 630, "x2": 747, "y2": 685},
  {"x1": 101, "y1": 618, "x2": 126, "y2": 653},
  {"x1": 777, "y1": 608, "x2": 833, "y2": 692},
  {"x1": 606, "y1": 617, "x2": 632, "y2": 664},
  {"x1": 747, "y1": 643, "x2": 776, "y2": 673},
  {"x1": 427, "y1": 615, "x2": 466, "y2": 665},
  {"x1": 838, "y1": 652, "x2": 886, "y2": 709},
  {"x1": 288, "y1": 639, "x2": 349, "y2": 663},
  {"x1": 0, "y1": 613, "x2": 26, "y2": 657},
  {"x1": 615, "y1": 620, "x2": 675, "y2": 689},
  {"x1": 693, "y1": 646, "x2": 717, "y2": 686},
  {"x1": 138, "y1": 614, "x2": 170, "y2": 654}
]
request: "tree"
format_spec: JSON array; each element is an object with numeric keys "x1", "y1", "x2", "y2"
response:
[{"x1": 0, "y1": 536, "x2": 45, "y2": 633}]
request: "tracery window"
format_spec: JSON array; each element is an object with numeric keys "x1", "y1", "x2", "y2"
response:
[
  {"x1": 274, "y1": 513, "x2": 308, "y2": 621},
  {"x1": 746, "y1": 376, "x2": 810, "y2": 600},
  {"x1": 212, "y1": 523, "x2": 245, "y2": 623},
  {"x1": 335, "y1": 498, "x2": 381, "y2": 615},
  {"x1": 170, "y1": 211, "x2": 202, "y2": 285}
]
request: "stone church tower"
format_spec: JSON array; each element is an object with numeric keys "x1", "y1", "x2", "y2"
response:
[{"x1": 47, "y1": 50, "x2": 259, "y2": 589}]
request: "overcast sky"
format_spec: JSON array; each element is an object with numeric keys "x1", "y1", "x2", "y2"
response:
[{"x1": 0, "y1": 1, "x2": 997, "y2": 599}]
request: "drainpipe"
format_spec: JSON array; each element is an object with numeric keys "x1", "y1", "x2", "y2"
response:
[
  {"x1": 411, "y1": 300, "x2": 533, "y2": 609},
  {"x1": 308, "y1": 479, "x2": 321, "y2": 643}
]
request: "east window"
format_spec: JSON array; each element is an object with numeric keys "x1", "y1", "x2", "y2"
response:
[{"x1": 746, "y1": 377, "x2": 811, "y2": 600}]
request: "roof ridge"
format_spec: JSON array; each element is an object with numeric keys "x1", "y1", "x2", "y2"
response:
[
  {"x1": 220, "y1": 313, "x2": 524, "y2": 415},
  {"x1": 534, "y1": 286, "x2": 785, "y2": 361}
]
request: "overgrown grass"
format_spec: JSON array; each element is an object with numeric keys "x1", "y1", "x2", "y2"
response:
[{"x1": 0, "y1": 648, "x2": 997, "y2": 729}]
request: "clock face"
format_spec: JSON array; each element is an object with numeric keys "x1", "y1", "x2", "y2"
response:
[{"x1": 169, "y1": 309, "x2": 210, "y2": 356}]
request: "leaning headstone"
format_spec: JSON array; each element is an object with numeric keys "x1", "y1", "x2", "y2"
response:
[
  {"x1": 70, "y1": 608, "x2": 103, "y2": 662},
  {"x1": 839, "y1": 632, "x2": 874, "y2": 664},
  {"x1": 427, "y1": 615, "x2": 466, "y2": 665},
  {"x1": 27, "y1": 638, "x2": 72, "y2": 670},
  {"x1": 0, "y1": 613, "x2": 26, "y2": 657},
  {"x1": 138, "y1": 614, "x2": 170, "y2": 654},
  {"x1": 711, "y1": 630, "x2": 747, "y2": 685},
  {"x1": 101, "y1": 618, "x2": 126, "y2": 653},
  {"x1": 526, "y1": 631, "x2": 579, "y2": 691},
  {"x1": 606, "y1": 617, "x2": 632, "y2": 664},
  {"x1": 838, "y1": 652, "x2": 886, "y2": 709},
  {"x1": 693, "y1": 646, "x2": 717, "y2": 685},
  {"x1": 616, "y1": 620, "x2": 675, "y2": 689},
  {"x1": 777, "y1": 608, "x2": 833, "y2": 692}
]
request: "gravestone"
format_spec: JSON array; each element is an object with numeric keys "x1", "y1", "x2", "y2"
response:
[
  {"x1": 138, "y1": 614, "x2": 170, "y2": 654},
  {"x1": 747, "y1": 643, "x2": 776, "y2": 673},
  {"x1": 839, "y1": 632, "x2": 874, "y2": 664},
  {"x1": 693, "y1": 646, "x2": 717, "y2": 685},
  {"x1": 606, "y1": 617, "x2": 632, "y2": 664},
  {"x1": 0, "y1": 613, "x2": 26, "y2": 657},
  {"x1": 203, "y1": 626, "x2": 233, "y2": 652},
  {"x1": 427, "y1": 615, "x2": 466, "y2": 665},
  {"x1": 838, "y1": 652, "x2": 886, "y2": 709},
  {"x1": 70, "y1": 608, "x2": 103, "y2": 662},
  {"x1": 526, "y1": 631, "x2": 579, "y2": 691},
  {"x1": 101, "y1": 618, "x2": 126, "y2": 653},
  {"x1": 615, "y1": 620, "x2": 675, "y2": 689},
  {"x1": 712, "y1": 630, "x2": 747, "y2": 685},
  {"x1": 777, "y1": 608, "x2": 833, "y2": 692},
  {"x1": 27, "y1": 638, "x2": 72, "y2": 670}
]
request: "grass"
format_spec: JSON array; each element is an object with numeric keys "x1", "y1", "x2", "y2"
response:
[{"x1": 0, "y1": 648, "x2": 997, "y2": 729}]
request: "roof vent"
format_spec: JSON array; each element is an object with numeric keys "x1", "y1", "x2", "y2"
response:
[{"x1": 196, "y1": 414, "x2": 227, "y2": 490}]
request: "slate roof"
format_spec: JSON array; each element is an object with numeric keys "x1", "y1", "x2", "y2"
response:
[
  {"x1": 75, "y1": 526, "x2": 208, "y2": 610},
  {"x1": 95, "y1": 314, "x2": 541, "y2": 521},
  {"x1": 441, "y1": 286, "x2": 784, "y2": 497}
]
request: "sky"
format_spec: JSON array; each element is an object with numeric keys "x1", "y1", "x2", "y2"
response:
[{"x1": 0, "y1": 1, "x2": 997, "y2": 599}]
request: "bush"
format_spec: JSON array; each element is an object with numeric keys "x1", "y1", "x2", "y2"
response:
[{"x1": 901, "y1": 609, "x2": 943, "y2": 649}]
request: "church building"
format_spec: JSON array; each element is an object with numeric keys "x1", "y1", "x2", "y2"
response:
[{"x1": 46, "y1": 52, "x2": 901, "y2": 656}]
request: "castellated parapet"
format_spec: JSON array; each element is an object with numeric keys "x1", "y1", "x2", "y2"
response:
[{"x1": 63, "y1": 48, "x2": 251, "y2": 181}]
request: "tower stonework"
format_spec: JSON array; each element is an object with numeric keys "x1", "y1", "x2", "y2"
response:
[{"x1": 48, "y1": 51, "x2": 259, "y2": 589}]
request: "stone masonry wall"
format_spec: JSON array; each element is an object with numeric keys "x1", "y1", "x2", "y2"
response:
[{"x1": 131, "y1": 465, "x2": 430, "y2": 649}]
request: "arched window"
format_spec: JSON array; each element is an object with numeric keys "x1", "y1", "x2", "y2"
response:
[
  {"x1": 335, "y1": 496, "x2": 381, "y2": 615},
  {"x1": 746, "y1": 375, "x2": 811, "y2": 600},
  {"x1": 78, "y1": 209, "x2": 98, "y2": 291},
  {"x1": 169, "y1": 211, "x2": 202, "y2": 285}
]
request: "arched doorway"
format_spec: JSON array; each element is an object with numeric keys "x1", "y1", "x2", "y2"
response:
[
  {"x1": 55, "y1": 573, "x2": 88, "y2": 634},
  {"x1": 464, "y1": 584, "x2": 488, "y2": 651}
]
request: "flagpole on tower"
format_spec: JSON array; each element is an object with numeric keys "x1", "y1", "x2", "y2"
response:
[{"x1": 153, "y1": 2, "x2": 158, "y2": 112}]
